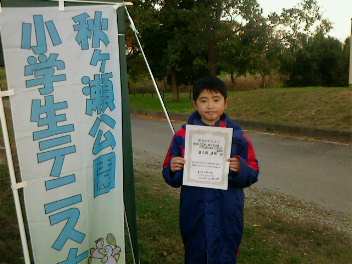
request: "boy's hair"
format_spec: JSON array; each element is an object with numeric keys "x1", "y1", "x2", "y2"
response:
[{"x1": 193, "y1": 76, "x2": 227, "y2": 101}]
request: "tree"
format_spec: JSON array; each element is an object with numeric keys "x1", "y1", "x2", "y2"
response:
[
  {"x1": 128, "y1": 0, "x2": 265, "y2": 98},
  {"x1": 268, "y1": 0, "x2": 332, "y2": 50},
  {"x1": 341, "y1": 37, "x2": 350, "y2": 86},
  {"x1": 241, "y1": 19, "x2": 281, "y2": 88},
  {"x1": 128, "y1": 0, "x2": 342, "y2": 92},
  {"x1": 128, "y1": 0, "x2": 209, "y2": 101},
  {"x1": 287, "y1": 33, "x2": 348, "y2": 87},
  {"x1": 198, "y1": 0, "x2": 264, "y2": 76},
  {"x1": 266, "y1": 0, "x2": 340, "y2": 86},
  {"x1": 217, "y1": 17, "x2": 272, "y2": 89}
]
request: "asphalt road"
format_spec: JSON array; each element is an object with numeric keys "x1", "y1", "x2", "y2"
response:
[{"x1": 131, "y1": 116, "x2": 352, "y2": 215}]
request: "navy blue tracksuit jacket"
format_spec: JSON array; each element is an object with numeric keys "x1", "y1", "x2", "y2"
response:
[{"x1": 163, "y1": 111, "x2": 260, "y2": 264}]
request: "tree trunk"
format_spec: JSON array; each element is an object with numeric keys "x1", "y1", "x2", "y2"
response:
[
  {"x1": 230, "y1": 73, "x2": 238, "y2": 91},
  {"x1": 208, "y1": 39, "x2": 217, "y2": 76},
  {"x1": 261, "y1": 74, "x2": 266, "y2": 89},
  {"x1": 162, "y1": 77, "x2": 167, "y2": 98},
  {"x1": 207, "y1": 1, "x2": 221, "y2": 76},
  {"x1": 171, "y1": 68, "x2": 179, "y2": 102}
]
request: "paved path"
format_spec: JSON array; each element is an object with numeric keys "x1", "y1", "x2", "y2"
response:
[{"x1": 131, "y1": 116, "x2": 352, "y2": 215}]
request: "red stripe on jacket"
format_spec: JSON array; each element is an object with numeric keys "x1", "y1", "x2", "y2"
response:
[
  {"x1": 243, "y1": 134, "x2": 260, "y2": 171},
  {"x1": 163, "y1": 128, "x2": 186, "y2": 168}
]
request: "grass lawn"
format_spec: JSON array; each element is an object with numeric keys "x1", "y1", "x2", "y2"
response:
[
  {"x1": 128, "y1": 152, "x2": 352, "y2": 264},
  {"x1": 1, "y1": 156, "x2": 352, "y2": 263},
  {"x1": 129, "y1": 87, "x2": 352, "y2": 131}
]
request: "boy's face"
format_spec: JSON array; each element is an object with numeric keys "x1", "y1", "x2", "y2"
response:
[{"x1": 192, "y1": 89, "x2": 229, "y2": 126}]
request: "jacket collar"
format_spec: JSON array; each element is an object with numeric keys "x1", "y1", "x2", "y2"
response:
[
  {"x1": 182, "y1": 111, "x2": 245, "y2": 143},
  {"x1": 185, "y1": 111, "x2": 229, "y2": 127}
]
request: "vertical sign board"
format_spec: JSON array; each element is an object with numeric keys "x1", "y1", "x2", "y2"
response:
[{"x1": 0, "y1": 5, "x2": 125, "y2": 264}]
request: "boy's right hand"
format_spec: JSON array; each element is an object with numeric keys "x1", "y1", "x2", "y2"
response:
[{"x1": 171, "y1": 157, "x2": 186, "y2": 172}]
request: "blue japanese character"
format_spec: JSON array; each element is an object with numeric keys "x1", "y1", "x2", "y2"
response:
[
  {"x1": 89, "y1": 11, "x2": 110, "y2": 48},
  {"x1": 72, "y1": 12, "x2": 91, "y2": 50},
  {"x1": 93, "y1": 152, "x2": 116, "y2": 197},
  {"x1": 89, "y1": 114, "x2": 116, "y2": 155},
  {"x1": 31, "y1": 95, "x2": 74, "y2": 140},
  {"x1": 100, "y1": 73, "x2": 115, "y2": 112},
  {"x1": 45, "y1": 174, "x2": 76, "y2": 190},
  {"x1": 45, "y1": 195, "x2": 82, "y2": 214},
  {"x1": 49, "y1": 208, "x2": 86, "y2": 251},
  {"x1": 25, "y1": 54, "x2": 65, "y2": 75},
  {"x1": 22, "y1": 15, "x2": 62, "y2": 54},
  {"x1": 37, "y1": 134, "x2": 75, "y2": 177},
  {"x1": 38, "y1": 145, "x2": 76, "y2": 177},
  {"x1": 91, "y1": 49, "x2": 110, "y2": 73},
  {"x1": 58, "y1": 248, "x2": 88, "y2": 264},
  {"x1": 81, "y1": 73, "x2": 115, "y2": 116},
  {"x1": 25, "y1": 53, "x2": 66, "y2": 95},
  {"x1": 72, "y1": 11, "x2": 109, "y2": 50},
  {"x1": 39, "y1": 135, "x2": 72, "y2": 151}
]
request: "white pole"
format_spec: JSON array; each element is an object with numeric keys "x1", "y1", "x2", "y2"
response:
[
  {"x1": 124, "y1": 208, "x2": 140, "y2": 264},
  {"x1": 0, "y1": 91, "x2": 31, "y2": 264},
  {"x1": 124, "y1": 6, "x2": 175, "y2": 134},
  {"x1": 59, "y1": 0, "x2": 65, "y2": 11}
]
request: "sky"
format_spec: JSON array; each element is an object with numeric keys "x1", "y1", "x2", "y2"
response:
[{"x1": 258, "y1": 0, "x2": 352, "y2": 42}]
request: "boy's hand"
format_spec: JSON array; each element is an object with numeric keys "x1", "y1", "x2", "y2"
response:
[
  {"x1": 227, "y1": 157, "x2": 241, "y2": 172},
  {"x1": 171, "y1": 157, "x2": 186, "y2": 172}
]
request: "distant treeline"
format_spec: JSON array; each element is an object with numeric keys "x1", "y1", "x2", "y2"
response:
[{"x1": 126, "y1": 0, "x2": 350, "y2": 100}]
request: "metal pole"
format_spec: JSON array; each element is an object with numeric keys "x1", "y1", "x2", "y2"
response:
[
  {"x1": 125, "y1": 7, "x2": 175, "y2": 134},
  {"x1": 0, "y1": 91, "x2": 31, "y2": 264}
]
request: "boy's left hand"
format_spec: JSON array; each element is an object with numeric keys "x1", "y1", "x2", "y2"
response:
[{"x1": 227, "y1": 157, "x2": 241, "y2": 172}]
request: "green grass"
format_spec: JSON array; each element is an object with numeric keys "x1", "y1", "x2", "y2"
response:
[
  {"x1": 0, "y1": 164, "x2": 24, "y2": 263},
  {"x1": 0, "y1": 68, "x2": 6, "y2": 80},
  {"x1": 0, "y1": 68, "x2": 7, "y2": 92},
  {"x1": 128, "y1": 155, "x2": 352, "y2": 264},
  {"x1": 130, "y1": 87, "x2": 352, "y2": 130},
  {"x1": 2, "y1": 156, "x2": 352, "y2": 263},
  {"x1": 129, "y1": 92, "x2": 194, "y2": 113}
]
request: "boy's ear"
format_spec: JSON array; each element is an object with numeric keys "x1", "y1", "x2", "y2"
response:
[
  {"x1": 192, "y1": 101, "x2": 197, "y2": 108},
  {"x1": 224, "y1": 98, "x2": 230, "y2": 109}
]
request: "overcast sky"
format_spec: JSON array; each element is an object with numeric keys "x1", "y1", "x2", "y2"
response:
[{"x1": 258, "y1": 0, "x2": 351, "y2": 42}]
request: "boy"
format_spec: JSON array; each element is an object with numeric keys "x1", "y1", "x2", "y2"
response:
[{"x1": 162, "y1": 76, "x2": 260, "y2": 264}]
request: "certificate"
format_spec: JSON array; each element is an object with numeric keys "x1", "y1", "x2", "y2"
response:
[{"x1": 183, "y1": 125, "x2": 233, "y2": 190}]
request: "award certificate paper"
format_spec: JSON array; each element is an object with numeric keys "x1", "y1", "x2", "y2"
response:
[{"x1": 183, "y1": 125, "x2": 233, "y2": 190}]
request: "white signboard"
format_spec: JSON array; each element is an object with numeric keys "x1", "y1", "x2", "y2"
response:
[
  {"x1": 1, "y1": 5, "x2": 125, "y2": 264},
  {"x1": 183, "y1": 125, "x2": 232, "y2": 190}
]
